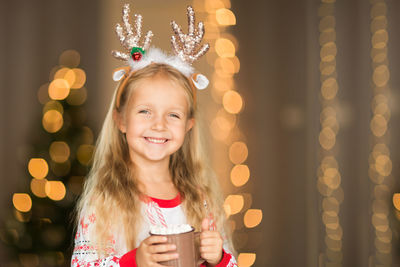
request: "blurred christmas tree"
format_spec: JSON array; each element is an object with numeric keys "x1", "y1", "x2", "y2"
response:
[{"x1": 1, "y1": 50, "x2": 94, "y2": 267}]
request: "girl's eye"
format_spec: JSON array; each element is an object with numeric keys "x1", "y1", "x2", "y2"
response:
[
  {"x1": 169, "y1": 113, "x2": 180, "y2": 119},
  {"x1": 138, "y1": 110, "x2": 150, "y2": 114}
]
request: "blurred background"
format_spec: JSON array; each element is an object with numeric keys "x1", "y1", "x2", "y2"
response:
[{"x1": 1, "y1": 0, "x2": 400, "y2": 266}]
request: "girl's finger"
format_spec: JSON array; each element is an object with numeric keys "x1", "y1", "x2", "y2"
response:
[
  {"x1": 151, "y1": 252, "x2": 179, "y2": 262},
  {"x1": 201, "y1": 218, "x2": 209, "y2": 231},
  {"x1": 200, "y1": 237, "x2": 222, "y2": 247},
  {"x1": 200, "y1": 231, "x2": 220, "y2": 239},
  {"x1": 200, "y1": 245, "x2": 220, "y2": 253},
  {"x1": 149, "y1": 243, "x2": 177, "y2": 254},
  {"x1": 145, "y1": 235, "x2": 168, "y2": 245}
]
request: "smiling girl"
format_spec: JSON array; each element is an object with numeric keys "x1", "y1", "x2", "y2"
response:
[{"x1": 71, "y1": 4, "x2": 237, "y2": 267}]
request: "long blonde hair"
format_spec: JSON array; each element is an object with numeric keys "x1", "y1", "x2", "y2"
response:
[{"x1": 75, "y1": 63, "x2": 233, "y2": 254}]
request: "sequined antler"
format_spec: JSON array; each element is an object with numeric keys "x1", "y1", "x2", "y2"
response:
[
  {"x1": 171, "y1": 6, "x2": 210, "y2": 65},
  {"x1": 111, "y1": 4, "x2": 153, "y2": 61}
]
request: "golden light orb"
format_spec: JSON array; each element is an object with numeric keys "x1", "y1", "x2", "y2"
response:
[
  {"x1": 59, "y1": 49, "x2": 80, "y2": 67},
  {"x1": 244, "y1": 209, "x2": 262, "y2": 228},
  {"x1": 48, "y1": 79, "x2": 70, "y2": 100},
  {"x1": 49, "y1": 141, "x2": 70, "y2": 163},
  {"x1": 373, "y1": 64, "x2": 390, "y2": 87},
  {"x1": 238, "y1": 253, "x2": 256, "y2": 267},
  {"x1": 215, "y1": 38, "x2": 235, "y2": 58},
  {"x1": 71, "y1": 68, "x2": 86, "y2": 89},
  {"x1": 319, "y1": 127, "x2": 336, "y2": 150},
  {"x1": 229, "y1": 142, "x2": 248, "y2": 164},
  {"x1": 28, "y1": 158, "x2": 48, "y2": 179},
  {"x1": 45, "y1": 181, "x2": 66, "y2": 201},
  {"x1": 223, "y1": 90, "x2": 243, "y2": 114},
  {"x1": 30, "y1": 178, "x2": 48, "y2": 198},
  {"x1": 230, "y1": 164, "x2": 250, "y2": 187},
  {"x1": 393, "y1": 194, "x2": 400, "y2": 211},
  {"x1": 43, "y1": 100, "x2": 64, "y2": 115},
  {"x1": 42, "y1": 110, "x2": 63, "y2": 133},
  {"x1": 224, "y1": 195, "x2": 244, "y2": 216},
  {"x1": 320, "y1": 42, "x2": 337, "y2": 62},
  {"x1": 370, "y1": 114, "x2": 387, "y2": 137},
  {"x1": 13, "y1": 193, "x2": 32, "y2": 212},
  {"x1": 215, "y1": 8, "x2": 236, "y2": 26},
  {"x1": 77, "y1": 144, "x2": 94, "y2": 166}
]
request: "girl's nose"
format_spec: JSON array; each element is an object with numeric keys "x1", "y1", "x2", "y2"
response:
[{"x1": 151, "y1": 115, "x2": 166, "y2": 131}]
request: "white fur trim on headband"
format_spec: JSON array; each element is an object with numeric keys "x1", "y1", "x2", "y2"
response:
[{"x1": 127, "y1": 47, "x2": 194, "y2": 77}]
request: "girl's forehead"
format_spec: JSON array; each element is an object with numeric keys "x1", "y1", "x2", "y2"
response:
[{"x1": 129, "y1": 76, "x2": 190, "y2": 108}]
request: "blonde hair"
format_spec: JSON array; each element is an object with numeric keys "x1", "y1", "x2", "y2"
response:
[{"x1": 75, "y1": 63, "x2": 233, "y2": 255}]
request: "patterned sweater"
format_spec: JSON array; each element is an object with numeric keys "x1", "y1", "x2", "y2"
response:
[{"x1": 71, "y1": 194, "x2": 237, "y2": 267}]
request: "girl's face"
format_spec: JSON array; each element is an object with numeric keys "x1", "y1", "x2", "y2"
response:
[{"x1": 117, "y1": 75, "x2": 194, "y2": 165}]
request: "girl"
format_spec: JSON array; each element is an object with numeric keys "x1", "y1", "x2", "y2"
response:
[{"x1": 71, "y1": 4, "x2": 237, "y2": 267}]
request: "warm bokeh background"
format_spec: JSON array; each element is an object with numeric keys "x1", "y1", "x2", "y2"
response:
[{"x1": 1, "y1": 0, "x2": 400, "y2": 266}]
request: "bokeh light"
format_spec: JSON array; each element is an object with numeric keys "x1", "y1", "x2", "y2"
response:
[
  {"x1": 370, "y1": 114, "x2": 387, "y2": 137},
  {"x1": 229, "y1": 142, "x2": 248, "y2": 165},
  {"x1": 28, "y1": 158, "x2": 48, "y2": 179},
  {"x1": 49, "y1": 141, "x2": 70, "y2": 163},
  {"x1": 59, "y1": 49, "x2": 80, "y2": 67},
  {"x1": 244, "y1": 209, "x2": 262, "y2": 228},
  {"x1": 372, "y1": 64, "x2": 390, "y2": 87},
  {"x1": 393, "y1": 194, "x2": 400, "y2": 211},
  {"x1": 42, "y1": 110, "x2": 63, "y2": 133},
  {"x1": 43, "y1": 101, "x2": 64, "y2": 115},
  {"x1": 216, "y1": 8, "x2": 236, "y2": 26},
  {"x1": 38, "y1": 83, "x2": 50, "y2": 104},
  {"x1": 230, "y1": 165, "x2": 250, "y2": 187},
  {"x1": 224, "y1": 195, "x2": 244, "y2": 216},
  {"x1": 223, "y1": 90, "x2": 243, "y2": 114},
  {"x1": 321, "y1": 78, "x2": 338, "y2": 100},
  {"x1": 238, "y1": 253, "x2": 256, "y2": 267},
  {"x1": 48, "y1": 79, "x2": 70, "y2": 100},
  {"x1": 30, "y1": 178, "x2": 48, "y2": 198},
  {"x1": 13, "y1": 193, "x2": 32, "y2": 212},
  {"x1": 45, "y1": 181, "x2": 66, "y2": 201},
  {"x1": 215, "y1": 38, "x2": 235, "y2": 58},
  {"x1": 319, "y1": 127, "x2": 336, "y2": 150},
  {"x1": 64, "y1": 69, "x2": 76, "y2": 87},
  {"x1": 77, "y1": 144, "x2": 94, "y2": 166},
  {"x1": 80, "y1": 126, "x2": 94, "y2": 144},
  {"x1": 70, "y1": 68, "x2": 86, "y2": 88}
]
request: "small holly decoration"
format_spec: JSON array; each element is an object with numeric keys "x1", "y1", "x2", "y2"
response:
[{"x1": 130, "y1": 47, "x2": 145, "y2": 61}]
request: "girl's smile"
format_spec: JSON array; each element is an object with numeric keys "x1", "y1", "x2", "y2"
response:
[{"x1": 144, "y1": 137, "x2": 168, "y2": 144}]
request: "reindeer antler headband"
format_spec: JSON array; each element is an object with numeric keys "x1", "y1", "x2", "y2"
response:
[{"x1": 112, "y1": 4, "x2": 210, "y2": 108}]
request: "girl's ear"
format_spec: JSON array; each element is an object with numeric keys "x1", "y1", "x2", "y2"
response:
[
  {"x1": 113, "y1": 109, "x2": 127, "y2": 133},
  {"x1": 186, "y1": 118, "x2": 195, "y2": 132}
]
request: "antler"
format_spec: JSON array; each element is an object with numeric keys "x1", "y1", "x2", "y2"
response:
[
  {"x1": 112, "y1": 4, "x2": 153, "y2": 61},
  {"x1": 171, "y1": 6, "x2": 210, "y2": 65}
]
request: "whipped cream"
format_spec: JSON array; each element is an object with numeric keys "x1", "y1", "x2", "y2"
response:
[{"x1": 150, "y1": 224, "x2": 193, "y2": 235}]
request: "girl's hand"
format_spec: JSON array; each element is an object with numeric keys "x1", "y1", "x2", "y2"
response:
[
  {"x1": 136, "y1": 235, "x2": 178, "y2": 267},
  {"x1": 200, "y1": 218, "x2": 223, "y2": 266}
]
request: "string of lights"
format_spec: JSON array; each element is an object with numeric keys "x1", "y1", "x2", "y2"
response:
[
  {"x1": 317, "y1": 0, "x2": 344, "y2": 266},
  {"x1": 194, "y1": 0, "x2": 261, "y2": 266},
  {"x1": 369, "y1": 0, "x2": 393, "y2": 265}
]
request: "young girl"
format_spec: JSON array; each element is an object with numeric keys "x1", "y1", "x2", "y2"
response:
[{"x1": 71, "y1": 4, "x2": 237, "y2": 267}]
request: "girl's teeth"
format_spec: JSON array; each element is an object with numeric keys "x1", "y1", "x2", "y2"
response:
[{"x1": 147, "y1": 137, "x2": 167, "y2": 143}]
